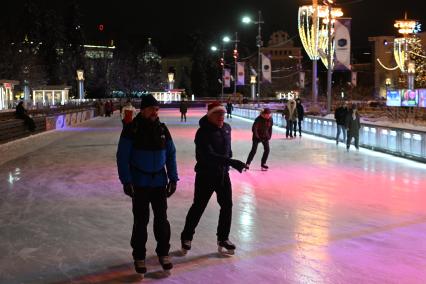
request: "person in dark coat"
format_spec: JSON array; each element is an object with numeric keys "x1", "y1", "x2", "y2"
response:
[
  {"x1": 15, "y1": 101, "x2": 35, "y2": 132},
  {"x1": 334, "y1": 101, "x2": 348, "y2": 145},
  {"x1": 179, "y1": 99, "x2": 188, "y2": 122},
  {"x1": 283, "y1": 100, "x2": 298, "y2": 138},
  {"x1": 295, "y1": 98, "x2": 304, "y2": 137},
  {"x1": 116, "y1": 94, "x2": 179, "y2": 275},
  {"x1": 226, "y1": 99, "x2": 234, "y2": 119},
  {"x1": 245, "y1": 108, "x2": 273, "y2": 170},
  {"x1": 180, "y1": 102, "x2": 247, "y2": 256},
  {"x1": 345, "y1": 103, "x2": 361, "y2": 151}
]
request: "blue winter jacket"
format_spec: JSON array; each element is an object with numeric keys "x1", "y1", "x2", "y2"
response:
[{"x1": 116, "y1": 114, "x2": 178, "y2": 187}]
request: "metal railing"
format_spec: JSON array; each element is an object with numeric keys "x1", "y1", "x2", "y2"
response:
[{"x1": 233, "y1": 107, "x2": 426, "y2": 163}]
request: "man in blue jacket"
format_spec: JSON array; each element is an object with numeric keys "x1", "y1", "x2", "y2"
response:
[
  {"x1": 116, "y1": 94, "x2": 178, "y2": 275},
  {"x1": 180, "y1": 102, "x2": 247, "y2": 256}
]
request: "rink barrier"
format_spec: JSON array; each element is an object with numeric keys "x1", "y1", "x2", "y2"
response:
[
  {"x1": 233, "y1": 107, "x2": 426, "y2": 163},
  {"x1": 45, "y1": 109, "x2": 95, "y2": 130}
]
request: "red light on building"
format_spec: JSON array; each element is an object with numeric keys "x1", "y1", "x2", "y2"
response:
[{"x1": 98, "y1": 24, "x2": 104, "y2": 32}]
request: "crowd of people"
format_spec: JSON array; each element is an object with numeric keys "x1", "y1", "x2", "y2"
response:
[{"x1": 113, "y1": 96, "x2": 362, "y2": 277}]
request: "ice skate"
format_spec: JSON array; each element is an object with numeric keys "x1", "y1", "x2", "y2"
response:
[
  {"x1": 261, "y1": 164, "x2": 269, "y2": 171},
  {"x1": 134, "y1": 259, "x2": 146, "y2": 276},
  {"x1": 159, "y1": 255, "x2": 173, "y2": 274},
  {"x1": 181, "y1": 239, "x2": 191, "y2": 255},
  {"x1": 218, "y1": 240, "x2": 236, "y2": 256}
]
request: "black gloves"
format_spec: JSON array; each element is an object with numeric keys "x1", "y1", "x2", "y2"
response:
[
  {"x1": 166, "y1": 181, "x2": 177, "y2": 198},
  {"x1": 229, "y1": 159, "x2": 249, "y2": 173},
  {"x1": 123, "y1": 183, "x2": 134, "y2": 198}
]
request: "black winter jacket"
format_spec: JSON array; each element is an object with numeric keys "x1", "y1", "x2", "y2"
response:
[
  {"x1": 252, "y1": 115, "x2": 273, "y2": 141},
  {"x1": 194, "y1": 115, "x2": 232, "y2": 174},
  {"x1": 335, "y1": 107, "x2": 348, "y2": 126}
]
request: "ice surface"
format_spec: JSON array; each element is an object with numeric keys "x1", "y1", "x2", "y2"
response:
[{"x1": 0, "y1": 109, "x2": 425, "y2": 284}]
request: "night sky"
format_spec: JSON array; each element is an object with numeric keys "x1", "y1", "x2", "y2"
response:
[{"x1": 5, "y1": 0, "x2": 426, "y2": 55}]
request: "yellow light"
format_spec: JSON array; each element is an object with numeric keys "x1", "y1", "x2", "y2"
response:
[{"x1": 394, "y1": 19, "x2": 418, "y2": 35}]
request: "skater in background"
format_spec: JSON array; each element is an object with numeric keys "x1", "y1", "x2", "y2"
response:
[
  {"x1": 116, "y1": 94, "x2": 179, "y2": 275},
  {"x1": 121, "y1": 99, "x2": 137, "y2": 126},
  {"x1": 345, "y1": 103, "x2": 361, "y2": 151},
  {"x1": 15, "y1": 101, "x2": 35, "y2": 132},
  {"x1": 283, "y1": 99, "x2": 298, "y2": 138},
  {"x1": 334, "y1": 101, "x2": 348, "y2": 145},
  {"x1": 245, "y1": 108, "x2": 273, "y2": 171},
  {"x1": 179, "y1": 98, "x2": 188, "y2": 122},
  {"x1": 180, "y1": 102, "x2": 247, "y2": 256},
  {"x1": 104, "y1": 100, "x2": 112, "y2": 117},
  {"x1": 226, "y1": 98, "x2": 233, "y2": 119},
  {"x1": 295, "y1": 98, "x2": 304, "y2": 137}
]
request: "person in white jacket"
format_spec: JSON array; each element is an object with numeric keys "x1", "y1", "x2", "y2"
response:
[{"x1": 121, "y1": 99, "x2": 137, "y2": 125}]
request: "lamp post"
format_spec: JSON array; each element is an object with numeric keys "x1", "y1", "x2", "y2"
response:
[
  {"x1": 243, "y1": 11, "x2": 264, "y2": 106},
  {"x1": 76, "y1": 70, "x2": 85, "y2": 101},
  {"x1": 250, "y1": 75, "x2": 256, "y2": 101},
  {"x1": 167, "y1": 72, "x2": 175, "y2": 91},
  {"x1": 393, "y1": 14, "x2": 420, "y2": 90},
  {"x1": 298, "y1": 1, "x2": 342, "y2": 110},
  {"x1": 211, "y1": 44, "x2": 226, "y2": 101}
]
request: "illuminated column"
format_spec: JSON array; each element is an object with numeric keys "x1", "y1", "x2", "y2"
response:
[
  {"x1": 168, "y1": 73, "x2": 174, "y2": 91},
  {"x1": 77, "y1": 70, "x2": 85, "y2": 100},
  {"x1": 250, "y1": 75, "x2": 257, "y2": 101}
]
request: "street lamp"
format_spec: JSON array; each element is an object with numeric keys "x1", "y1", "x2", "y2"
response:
[
  {"x1": 223, "y1": 33, "x2": 240, "y2": 98},
  {"x1": 211, "y1": 44, "x2": 226, "y2": 100},
  {"x1": 242, "y1": 11, "x2": 264, "y2": 106},
  {"x1": 393, "y1": 13, "x2": 420, "y2": 90},
  {"x1": 323, "y1": 0, "x2": 343, "y2": 113},
  {"x1": 168, "y1": 72, "x2": 175, "y2": 91},
  {"x1": 298, "y1": 0, "x2": 342, "y2": 110}
]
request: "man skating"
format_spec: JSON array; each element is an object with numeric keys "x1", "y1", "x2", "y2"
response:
[
  {"x1": 180, "y1": 102, "x2": 247, "y2": 256},
  {"x1": 245, "y1": 108, "x2": 273, "y2": 171}
]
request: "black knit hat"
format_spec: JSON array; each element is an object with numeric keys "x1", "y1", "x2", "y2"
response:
[{"x1": 140, "y1": 94, "x2": 159, "y2": 109}]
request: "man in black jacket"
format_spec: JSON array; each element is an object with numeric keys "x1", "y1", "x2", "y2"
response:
[
  {"x1": 334, "y1": 101, "x2": 348, "y2": 145},
  {"x1": 180, "y1": 102, "x2": 247, "y2": 256},
  {"x1": 246, "y1": 108, "x2": 273, "y2": 171},
  {"x1": 295, "y1": 98, "x2": 304, "y2": 137}
]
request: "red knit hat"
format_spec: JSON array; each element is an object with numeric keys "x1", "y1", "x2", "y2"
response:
[{"x1": 207, "y1": 101, "x2": 226, "y2": 116}]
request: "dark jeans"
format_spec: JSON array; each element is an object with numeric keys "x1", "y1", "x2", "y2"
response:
[
  {"x1": 131, "y1": 187, "x2": 170, "y2": 260},
  {"x1": 181, "y1": 112, "x2": 187, "y2": 122},
  {"x1": 246, "y1": 139, "x2": 270, "y2": 165},
  {"x1": 286, "y1": 120, "x2": 296, "y2": 137},
  {"x1": 181, "y1": 172, "x2": 232, "y2": 242},
  {"x1": 347, "y1": 133, "x2": 359, "y2": 150},
  {"x1": 227, "y1": 111, "x2": 232, "y2": 118},
  {"x1": 297, "y1": 120, "x2": 302, "y2": 136},
  {"x1": 17, "y1": 114, "x2": 35, "y2": 131},
  {"x1": 292, "y1": 120, "x2": 297, "y2": 136}
]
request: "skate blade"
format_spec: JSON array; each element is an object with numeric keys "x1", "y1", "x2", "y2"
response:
[
  {"x1": 218, "y1": 247, "x2": 235, "y2": 256},
  {"x1": 163, "y1": 269, "x2": 171, "y2": 276},
  {"x1": 181, "y1": 249, "x2": 188, "y2": 256}
]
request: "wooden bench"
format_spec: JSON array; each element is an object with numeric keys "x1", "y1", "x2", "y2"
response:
[{"x1": 0, "y1": 117, "x2": 46, "y2": 144}]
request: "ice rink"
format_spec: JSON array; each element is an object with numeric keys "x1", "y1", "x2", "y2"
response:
[{"x1": 1, "y1": 108, "x2": 426, "y2": 284}]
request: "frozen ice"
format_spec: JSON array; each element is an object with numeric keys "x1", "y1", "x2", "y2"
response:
[{"x1": 0, "y1": 109, "x2": 426, "y2": 283}]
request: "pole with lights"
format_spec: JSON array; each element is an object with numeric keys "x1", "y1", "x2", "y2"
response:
[
  {"x1": 243, "y1": 11, "x2": 264, "y2": 106},
  {"x1": 393, "y1": 13, "x2": 421, "y2": 90},
  {"x1": 298, "y1": 0, "x2": 342, "y2": 109},
  {"x1": 211, "y1": 45, "x2": 226, "y2": 100}
]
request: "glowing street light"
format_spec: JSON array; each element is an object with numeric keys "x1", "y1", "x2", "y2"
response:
[
  {"x1": 298, "y1": 0, "x2": 342, "y2": 109},
  {"x1": 211, "y1": 46, "x2": 218, "y2": 52},
  {"x1": 242, "y1": 11, "x2": 264, "y2": 106}
]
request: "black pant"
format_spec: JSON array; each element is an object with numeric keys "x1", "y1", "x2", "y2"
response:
[
  {"x1": 227, "y1": 111, "x2": 232, "y2": 118},
  {"x1": 17, "y1": 114, "x2": 35, "y2": 131},
  {"x1": 246, "y1": 139, "x2": 270, "y2": 166},
  {"x1": 347, "y1": 133, "x2": 360, "y2": 150},
  {"x1": 131, "y1": 187, "x2": 170, "y2": 260},
  {"x1": 181, "y1": 172, "x2": 232, "y2": 242},
  {"x1": 286, "y1": 120, "x2": 296, "y2": 137},
  {"x1": 181, "y1": 112, "x2": 186, "y2": 122},
  {"x1": 292, "y1": 121, "x2": 297, "y2": 136},
  {"x1": 297, "y1": 120, "x2": 302, "y2": 136}
]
